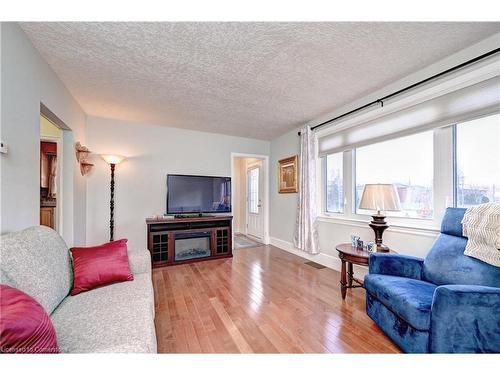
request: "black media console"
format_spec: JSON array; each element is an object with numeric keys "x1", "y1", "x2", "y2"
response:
[{"x1": 146, "y1": 215, "x2": 233, "y2": 267}]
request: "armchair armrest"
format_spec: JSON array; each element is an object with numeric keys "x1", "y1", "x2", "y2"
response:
[
  {"x1": 369, "y1": 253, "x2": 424, "y2": 280},
  {"x1": 431, "y1": 285, "x2": 500, "y2": 353}
]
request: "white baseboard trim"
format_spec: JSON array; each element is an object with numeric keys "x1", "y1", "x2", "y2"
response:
[{"x1": 269, "y1": 236, "x2": 368, "y2": 278}]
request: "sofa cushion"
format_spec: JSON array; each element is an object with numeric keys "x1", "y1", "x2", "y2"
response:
[
  {"x1": 364, "y1": 274, "x2": 436, "y2": 331},
  {"x1": 70, "y1": 239, "x2": 134, "y2": 296},
  {"x1": 50, "y1": 273, "x2": 156, "y2": 353},
  {"x1": 0, "y1": 226, "x2": 72, "y2": 314},
  {"x1": 0, "y1": 284, "x2": 59, "y2": 353}
]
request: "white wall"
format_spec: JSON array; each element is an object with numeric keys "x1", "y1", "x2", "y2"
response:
[
  {"x1": 270, "y1": 130, "x2": 299, "y2": 243},
  {"x1": 269, "y1": 32, "x2": 500, "y2": 273},
  {"x1": 0, "y1": 23, "x2": 87, "y2": 246},
  {"x1": 85, "y1": 116, "x2": 270, "y2": 250}
]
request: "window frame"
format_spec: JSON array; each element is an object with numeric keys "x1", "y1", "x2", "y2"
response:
[
  {"x1": 452, "y1": 114, "x2": 500, "y2": 208},
  {"x1": 319, "y1": 126, "x2": 456, "y2": 232},
  {"x1": 354, "y1": 130, "x2": 435, "y2": 221},
  {"x1": 247, "y1": 166, "x2": 260, "y2": 215},
  {"x1": 320, "y1": 111, "x2": 499, "y2": 232},
  {"x1": 324, "y1": 151, "x2": 345, "y2": 214}
]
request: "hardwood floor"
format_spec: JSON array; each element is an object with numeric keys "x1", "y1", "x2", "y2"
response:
[{"x1": 153, "y1": 244, "x2": 401, "y2": 353}]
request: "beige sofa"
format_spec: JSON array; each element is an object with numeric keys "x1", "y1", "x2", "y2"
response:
[{"x1": 0, "y1": 226, "x2": 157, "y2": 353}]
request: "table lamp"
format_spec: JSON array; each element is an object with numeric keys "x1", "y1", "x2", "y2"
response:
[
  {"x1": 101, "y1": 154, "x2": 126, "y2": 241},
  {"x1": 358, "y1": 184, "x2": 401, "y2": 252}
]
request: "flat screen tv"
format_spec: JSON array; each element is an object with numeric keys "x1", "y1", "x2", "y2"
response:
[{"x1": 167, "y1": 174, "x2": 231, "y2": 214}]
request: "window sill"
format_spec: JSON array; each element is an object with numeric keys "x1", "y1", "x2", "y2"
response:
[{"x1": 317, "y1": 215, "x2": 440, "y2": 238}]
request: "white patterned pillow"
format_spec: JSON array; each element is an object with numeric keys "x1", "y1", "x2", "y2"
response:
[{"x1": 462, "y1": 203, "x2": 500, "y2": 267}]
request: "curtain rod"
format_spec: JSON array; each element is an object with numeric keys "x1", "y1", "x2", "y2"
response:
[{"x1": 297, "y1": 47, "x2": 500, "y2": 136}]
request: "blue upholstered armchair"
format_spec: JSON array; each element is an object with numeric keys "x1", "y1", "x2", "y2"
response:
[{"x1": 365, "y1": 207, "x2": 500, "y2": 353}]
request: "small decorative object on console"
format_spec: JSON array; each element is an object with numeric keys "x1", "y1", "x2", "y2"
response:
[
  {"x1": 356, "y1": 239, "x2": 364, "y2": 250},
  {"x1": 350, "y1": 235, "x2": 360, "y2": 247},
  {"x1": 366, "y1": 242, "x2": 376, "y2": 252}
]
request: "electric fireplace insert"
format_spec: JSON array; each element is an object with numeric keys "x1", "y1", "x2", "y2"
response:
[{"x1": 174, "y1": 231, "x2": 211, "y2": 262}]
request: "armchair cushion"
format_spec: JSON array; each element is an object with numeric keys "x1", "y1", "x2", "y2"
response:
[
  {"x1": 440, "y1": 207, "x2": 466, "y2": 238},
  {"x1": 423, "y1": 207, "x2": 500, "y2": 287},
  {"x1": 423, "y1": 233, "x2": 500, "y2": 287},
  {"x1": 431, "y1": 285, "x2": 500, "y2": 353},
  {"x1": 369, "y1": 253, "x2": 423, "y2": 280},
  {"x1": 366, "y1": 293, "x2": 429, "y2": 353},
  {"x1": 365, "y1": 274, "x2": 436, "y2": 330}
]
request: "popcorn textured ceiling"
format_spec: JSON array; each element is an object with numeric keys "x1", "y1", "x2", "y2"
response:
[{"x1": 20, "y1": 22, "x2": 499, "y2": 140}]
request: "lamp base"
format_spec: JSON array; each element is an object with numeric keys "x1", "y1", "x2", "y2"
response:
[
  {"x1": 376, "y1": 243, "x2": 390, "y2": 252},
  {"x1": 369, "y1": 214, "x2": 390, "y2": 252}
]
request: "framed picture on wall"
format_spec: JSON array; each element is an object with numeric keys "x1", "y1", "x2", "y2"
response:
[{"x1": 278, "y1": 155, "x2": 298, "y2": 193}]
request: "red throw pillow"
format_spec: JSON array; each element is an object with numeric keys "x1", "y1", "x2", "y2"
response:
[
  {"x1": 0, "y1": 284, "x2": 59, "y2": 354},
  {"x1": 70, "y1": 239, "x2": 134, "y2": 296}
]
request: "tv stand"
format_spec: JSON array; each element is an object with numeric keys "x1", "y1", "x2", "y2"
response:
[{"x1": 146, "y1": 215, "x2": 232, "y2": 267}]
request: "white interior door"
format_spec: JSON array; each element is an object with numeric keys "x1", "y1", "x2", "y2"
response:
[{"x1": 246, "y1": 164, "x2": 264, "y2": 239}]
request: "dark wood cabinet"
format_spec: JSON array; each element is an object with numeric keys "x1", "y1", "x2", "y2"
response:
[
  {"x1": 146, "y1": 216, "x2": 232, "y2": 267},
  {"x1": 40, "y1": 207, "x2": 55, "y2": 229}
]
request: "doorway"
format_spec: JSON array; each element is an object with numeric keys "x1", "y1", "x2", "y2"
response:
[
  {"x1": 38, "y1": 103, "x2": 76, "y2": 244},
  {"x1": 39, "y1": 105, "x2": 71, "y2": 236},
  {"x1": 231, "y1": 153, "x2": 269, "y2": 249},
  {"x1": 40, "y1": 115, "x2": 63, "y2": 232},
  {"x1": 246, "y1": 162, "x2": 263, "y2": 238}
]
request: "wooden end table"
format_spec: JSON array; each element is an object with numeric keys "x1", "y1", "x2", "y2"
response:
[{"x1": 336, "y1": 243, "x2": 396, "y2": 300}]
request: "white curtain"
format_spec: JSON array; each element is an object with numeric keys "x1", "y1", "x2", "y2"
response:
[{"x1": 294, "y1": 126, "x2": 320, "y2": 254}]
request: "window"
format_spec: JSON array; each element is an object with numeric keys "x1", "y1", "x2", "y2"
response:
[
  {"x1": 455, "y1": 113, "x2": 500, "y2": 207},
  {"x1": 355, "y1": 131, "x2": 434, "y2": 219},
  {"x1": 325, "y1": 152, "x2": 344, "y2": 213},
  {"x1": 248, "y1": 167, "x2": 259, "y2": 214},
  {"x1": 319, "y1": 111, "x2": 500, "y2": 227}
]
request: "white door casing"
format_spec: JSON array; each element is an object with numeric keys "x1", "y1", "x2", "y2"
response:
[{"x1": 230, "y1": 152, "x2": 270, "y2": 248}]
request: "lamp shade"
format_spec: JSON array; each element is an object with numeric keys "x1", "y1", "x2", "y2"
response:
[
  {"x1": 358, "y1": 184, "x2": 401, "y2": 212},
  {"x1": 101, "y1": 154, "x2": 126, "y2": 165}
]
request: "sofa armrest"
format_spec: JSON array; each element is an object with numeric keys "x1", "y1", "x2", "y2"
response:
[
  {"x1": 127, "y1": 248, "x2": 152, "y2": 275},
  {"x1": 431, "y1": 285, "x2": 500, "y2": 353},
  {"x1": 368, "y1": 253, "x2": 424, "y2": 280}
]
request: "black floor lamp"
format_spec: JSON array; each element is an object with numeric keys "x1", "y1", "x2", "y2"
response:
[{"x1": 101, "y1": 154, "x2": 126, "y2": 241}]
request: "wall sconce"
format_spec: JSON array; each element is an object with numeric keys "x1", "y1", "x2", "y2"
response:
[
  {"x1": 75, "y1": 142, "x2": 94, "y2": 176},
  {"x1": 101, "y1": 154, "x2": 127, "y2": 241}
]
